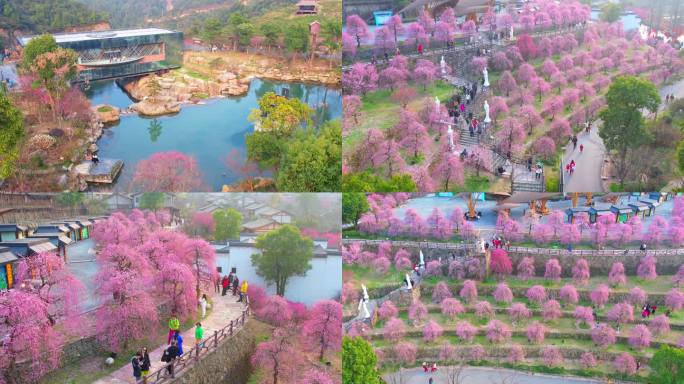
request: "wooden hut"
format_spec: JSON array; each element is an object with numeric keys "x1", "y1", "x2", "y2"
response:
[
  {"x1": 609, "y1": 205, "x2": 633, "y2": 223},
  {"x1": 0, "y1": 224, "x2": 29, "y2": 241}
]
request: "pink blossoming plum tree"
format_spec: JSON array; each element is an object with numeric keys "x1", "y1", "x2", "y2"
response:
[
  {"x1": 541, "y1": 346, "x2": 563, "y2": 366},
  {"x1": 628, "y1": 325, "x2": 651, "y2": 349},
  {"x1": 456, "y1": 320, "x2": 478, "y2": 342},
  {"x1": 441, "y1": 298, "x2": 465, "y2": 319},
  {"x1": 475, "y1": 300, "x2": 495, "y2": 320},
  {"x1": 526, "y1": 321, "x2": 547, "y2": 344},
  {"x1": 544, "y1": 259, "x2": 562, "y2": 282},
  {"x1": 559, "y1": 284, "x2": 579, "y2": 306},
  {"x1": 423, "y1": 320, "x2": 444, "y2": 343},
  {"x1": 302, "y1": 300, "x2": 342, "y2": 360},
  {"x1": 517, "y1": 257, "x2": 536, "y2": 281},
  {"x1": 609, "y1": 262, "x2": 627, "y2": 286},
  {"x1": 614, "y1": 353, "x2": 637, "y2": 375},
  {"x1": 493, "y1": 282, "x2": 513, "y2": 304},
  {"x1": 526, "y1": 285, "x2": 547, "y2": 306},
  {"x1": 432, "y1": 281, "x2": 453, "y2": 303},
  {"x1": 486, "y1": 319, "x2": 512, "y2": 343}
]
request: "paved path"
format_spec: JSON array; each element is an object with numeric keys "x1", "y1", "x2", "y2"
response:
[
  {"x1": 562, "y1": 123, "x2": 606, "y2": 193},
  {"x1": 385, "y1": 366, "x2": 603, "y2": 384},
  {"x1": 93, "y1": 293, "x2": 246, "y2": 383}
]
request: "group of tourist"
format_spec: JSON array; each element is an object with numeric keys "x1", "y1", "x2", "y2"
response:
[
  {"x1": 218, "y1": 272, "x2": 249, "y2": 302},
  {"x1": 665, "y1": 94, "x2": 677, "y2": 104}
]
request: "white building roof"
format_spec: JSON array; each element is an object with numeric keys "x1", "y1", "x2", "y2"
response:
[{"x1": 18, "y1": 28, "x2": 177, "y2": 46}]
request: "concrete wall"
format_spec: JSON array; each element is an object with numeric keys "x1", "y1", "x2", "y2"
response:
[{"x1": 172, "y1": 320, "x2": 258, "y2": 384}]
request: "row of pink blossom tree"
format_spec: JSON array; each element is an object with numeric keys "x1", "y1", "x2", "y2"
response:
[{"x1": 249, "y1": 285, "x2": 342, "y2": 384}]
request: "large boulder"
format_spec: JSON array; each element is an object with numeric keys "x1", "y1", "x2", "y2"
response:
[
  {"x1": 130, "y1": 100, "x2": 181, "y2": 116},
  {"x1": 92, "y1": 104, "x2": 120, "y2": 124},
  {"x1": 217, "y1": 72, "x2": 237, "y2": 83}
]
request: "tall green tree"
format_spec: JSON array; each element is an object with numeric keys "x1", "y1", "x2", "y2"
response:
[
  {"x1": 20, "y1": 34, "x2": 57, "y2": 69},
  {"x1": 212, "y1": 208, "x2": 242, "y2": 241},
  {"x1": 321, "y1": 19, "x2": 342, "y2": 67},
  {"x1": 138, "y1": 192, "x2": 165, "y2": 210},
  {"x1": 599, "y1": 76, "x2": 660, "y2": 188},
  {"x1": 600, "y1": 3, "x2": 623, "y2": 22},
  {"x1": 342, "y1": 193, "x2": 369, "y2": 227},
  {"x1": 284, "y1": 22, "x2": 309, "y2": 61},
  {"x1": 252, "y1": 224, "x2": 313, "y2": 296},
  {"x1": 261, "y1": 22, "x2": 282, "y2": 51},
  {"x1": 342, "y1": 337, "x2": 381, "y2": 384},
  {"x1": 226, "y1": 13, "x2": 249, "y2": 50},
  {"x1": 236, "y1": 22, "x2": 256, "y2": 47},
  {"x1": 275, "y1": 120, "x2": 341, "y2": 191},
  {"x1": 248, "y1": 92, "x2": 313, "y2": 136},
  {"x1": 245, "y1": 131, "x2": 285, "y2": 172},
  {"x1": 650, "y1": 345, "x2": 684, "y2": 384},
  {"x1": 202, "y1": 17, "x2": 224, "y2": 49},
  {"x1": 0, "y1": 91, "x2": 24, "y2": 179}
]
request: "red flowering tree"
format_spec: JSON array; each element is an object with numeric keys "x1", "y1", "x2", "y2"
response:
[{"x1": 132, "y1": 151, "x2": 204, "y2": 192}]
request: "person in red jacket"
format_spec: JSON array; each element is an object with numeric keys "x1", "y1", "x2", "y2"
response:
[
  {"x1": 221, "y1": 275, "x2": 229, "y2": 296},
  {"x1": 417, "y1": 43, "x2": 423, "y2": 55}
]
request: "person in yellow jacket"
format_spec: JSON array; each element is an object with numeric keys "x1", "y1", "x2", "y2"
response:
[
  {"x1": 167, "y1": 313, "x2": 180, "y2": 344},
  {"x1": 239, "y1": 280, "x2": 248, "y2": 303}
]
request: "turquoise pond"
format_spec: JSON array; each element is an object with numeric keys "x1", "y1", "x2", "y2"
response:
[{"x1": 85, "y1": 79, "x2": 341, "y2": 190}]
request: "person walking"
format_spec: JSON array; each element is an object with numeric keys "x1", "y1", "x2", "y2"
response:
[
  {"x1": 221, "y1": 275, "x2": 229, "y2": 296},
  {"x1": 163, "y1": 341, "x2": 179, "y2": 378},
  {"x1": 232, "y1": 275, "x2": 240, "y2": 296},
  {"x1": 168, "y1": 313, "x2": 180, "y2": 344},
  {"x1": 195, "y1": 322, "x2": 204, "y2": 347},
  {"x1": 131, "y1": 352, "x2": 142, "y2": 382},
  {"x1": 174, "y1": 331, "x2": 184, "y2": 356},
  {"x1": 579, "y1": 144, "x2": 584, "y2": 153},
  {"x1": 199, "y1": 294, "x2": 208, "y2": 318},
  {"x1": 239, "y1": 280, "x2": 248, "y2": 303},
  {"x1": 140, "y1": 347, "x2": 151, "y2": 378},
  {"x1": 214, "y1": 274, "x2": 220, "y2": 293},
  {"x1": 417, "y1": 43, "x2": 423, "y2": 55}
]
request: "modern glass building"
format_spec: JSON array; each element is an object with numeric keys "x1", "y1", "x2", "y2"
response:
[{"x1": 18, "y1": 28, "x2": 183, "y2": 81}]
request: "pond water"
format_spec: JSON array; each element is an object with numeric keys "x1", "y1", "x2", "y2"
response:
[
  {"x1": 591, "y1": 10, "x2": 642, "y2": 31},
  {"x1": 85, "y1": 79, "x2": 341, "y2": 191},
  {"x1": 214, "y1": 244, "x2": 342, "y2": 306},
  {"x1": 67, "y1": 239, "x2": 341, "y2": 312}
]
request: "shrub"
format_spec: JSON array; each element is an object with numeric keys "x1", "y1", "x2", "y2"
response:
[
  {"x1": 517, "y1": 257, "x2": 535, "y2": 280},
  {"x1": 493, "y1": 282, "x2": 513, "y2": 304},
  {"x1": 432, "y1": 281, "x2": 453, "y2": 303},
  {"x1": 394, "y1": 342, "x2": 417, "y2": 365},
  {"x1": 574, "y1": 306, "x2": 594, "y2": 326},
  {"x1": 460, "y1": 280, "x2": 478, "y2": 303},
  {"x1": 628, "y1": 324, "x2": 651, "y2": 349},
  {"x1": 490, "y1": 248, "x2": 513, "y2": 276},
  {"x1": 508, "y1": 302, "x2": 531, "y2": 323},
  {"x1": 408, "y1": 300, "x2": 428, "y2": 325},
  {"x1": 475, "y1": 300, "x2": 495, "y2": 320},
  {"x1": 441, "y1": 297, "x2": 465, "y2": 319},
  {"x1": 378, "y1": 301, "x2": 398, "y2": 320},
  {"x1": 572, "y1": 259, "x2": 590, "y2": 284},
  {"x1": 636, "y1": 254, "x2": 657, "y2": 280},
  {"x1": 542, "y1": 300, "x2": 562, "y2": 321},
  {"x1": 608, "y1": 262, "x2": 627, "y2": 286},
  {"x1": 526, "y1": 285, "x2": 547, "y2": 305},
  {"x1": 591, "y1": 323, "x2": 617, "y2": 347},
  {"x1": 559, "y1": 284, "x2": 579, "y2": 306},
  {"x1": 508, "y1": 345, "x2": 525, "y2": 363},
  {"x1": 649, "y1": 314, "x2": 670, "y2": 335},
  {"x1": 541, "y1": 346, "x2": 563, "y2": 366},
  {"x1": 580, "y1": 352, "x2": 597, "y2": 368},
  {"x1": 485, "y1": 319, "x2": 511, "y2": 343},
  {"x1": 439, "y1": 343, "x2": 457, "y2": 361},
  {"x1": 628, "y1": 286, "x2": 648, "y2": 307},
  {"x1": 666, "y1": 289, "x2": 684, "y2": 311},
  {"x1": 455, "y1": 320, "x2": 478, "y2": 342},
  {"x1": 423, "y1": 320, "x2": 444, "y2": 343},
  {"x1": 613, "y1": 352, "x2": 637, "y2": 375},
  {"x1": 526, "y1": 321, "x2": 547, "y2": 344},
  {"x1": 383, "y1": 317, "x2": 406, "y2": 342},
  {"x1": 607, "y1": 302, "x2": 634, "y2": 326},
  {"x1": 469, "y1": 345, "x2": 486, "y2": 361},
  {"x1": 425, "y1": 260, "x2": 443, "y2": 276},
  {"x1": 544, "y1": 259, "x2": 562, "y2": 281},
  {"x1": 590, "y1": 284, "x2": 610, "y2": 308}
]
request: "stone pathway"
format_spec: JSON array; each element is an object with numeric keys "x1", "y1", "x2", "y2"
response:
[
  {"x1": 562, "y1": 122, "x2": 606, "y2": 193},
  {"x1": 93, "y1": 292, "x2": 246, "y2": 384}
]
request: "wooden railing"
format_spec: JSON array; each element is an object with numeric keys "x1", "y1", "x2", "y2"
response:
[
  {"x1": 142, "y1": 305, "x2": 250, "y2": 384},
  {"x1": 343, "y1": 238, "x2": 684, "y2": 258}
]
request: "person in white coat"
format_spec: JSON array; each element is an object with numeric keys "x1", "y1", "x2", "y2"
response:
[{"x1": 199, "y1": 294, "x2": 208, "y2": 318}]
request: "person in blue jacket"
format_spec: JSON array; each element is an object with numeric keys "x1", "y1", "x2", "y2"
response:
[{"x1": 174, "y1": 331, "x2": 184, "y2": 356}]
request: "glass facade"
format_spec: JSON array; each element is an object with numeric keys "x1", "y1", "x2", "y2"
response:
[{"x1": 55, "y1": 31, "x2": 183, "y2": 81}]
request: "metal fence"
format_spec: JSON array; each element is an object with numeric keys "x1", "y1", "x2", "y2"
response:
[
  {"x1": 343, "y1": 238, "x2": 684, "y2": 258},
  {"x1": 142, "y1": 305, "x2": 249, "y2": 384}
]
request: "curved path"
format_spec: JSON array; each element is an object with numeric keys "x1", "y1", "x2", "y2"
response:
[
  {"x1": 93, "y1": 293, "x2": 246, "y2": 384},
  {"x1": 385, "y1": 366, "x2": 603, "y2": 384},
  {"x1": 562, "y1": 122, "x2": 606, "y2": 193}
]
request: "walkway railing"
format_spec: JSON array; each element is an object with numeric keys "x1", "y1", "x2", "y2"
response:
[
  {"x1": 142, "y1": 305, "x2": 250, "y2": 384},
  {"x1": 343, "y1": 238, "x2": 684, "y2": 258}
]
